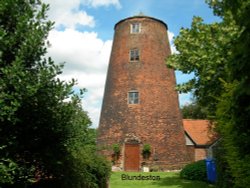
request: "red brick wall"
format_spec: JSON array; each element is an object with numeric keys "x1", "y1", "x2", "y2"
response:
[
  {"x1": 195, "y1": 148, "x2": 207, "y2": 161},
  {"x1": 97, "y1": 16, "x2": 189, "y2": 170},
  {"x1": 186, "y1": 146, "x2": 195, "y2": 162}
]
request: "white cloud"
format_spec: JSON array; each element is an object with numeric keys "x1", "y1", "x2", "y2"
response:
[
  {"x1": 168, "y1": 30, "x2": 178, "y2": 54},
  {"x1": 48, "y1": 29, "x2": 110, "y2": 72},
  {"x1": 44, "y1": 0, "x2": 122, "y2": 22},
  {"x1": 82, "y1": 0, "x2": 121, "y2": 9},
  {"x1": 47, "y1": 29, "x2": 112, "y2": 128},
  {"x1": 57, "y1": 11, "x2": 95, "y2": 29},
  {"x1": 168, "y1": 31, "x2": 174, "y2": 43},
  {"x1": 44, "y1": 0, "x2": 95, "y2": 29},
  {"x1": 43, "y1": 0, "x2": 121, "y2": 128}
]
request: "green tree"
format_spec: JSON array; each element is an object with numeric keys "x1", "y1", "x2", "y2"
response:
[
  {"x1": 167, "y1": 0, "x2": 250, "y2": 187},
  {"x1": 0, "y1": 0, "x2": 110, "y2": 187},
  {"x1": 181, "y1": 101, "x2": 208, "y2": 119},
  {"x1": 207, "y1": 0, "x2": 250, "y2": 187},
  {"x1": 167, "y1": 16, "x2": 239, "y2": 117}
]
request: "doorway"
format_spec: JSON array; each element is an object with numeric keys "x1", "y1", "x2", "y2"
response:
[{"x1": 124, "y1": 143, "x2": 140, "y2": 171}]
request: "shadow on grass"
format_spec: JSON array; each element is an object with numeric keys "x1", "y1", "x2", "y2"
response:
[{"x1": 151, "y1": 174, "x2": 215, "y2": 188}]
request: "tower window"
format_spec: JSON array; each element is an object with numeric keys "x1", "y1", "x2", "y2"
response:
[
  {"x1": 130, "y1": 23, "x2": 141, "y2": 33},
  {"x1": 128, "y1": 91, "x2": 139, "y2": 104},
  {"x1": 130, "y1": 49, "x2": 140, "y2": 61}
]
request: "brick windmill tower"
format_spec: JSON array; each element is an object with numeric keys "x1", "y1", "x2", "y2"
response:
[{"x1": 97, "y1": 15, "x2": 189, "y2": 171}]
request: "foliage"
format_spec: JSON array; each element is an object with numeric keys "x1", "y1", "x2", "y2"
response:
[
  {"x1": 213, "y1": 140, "x2": 234, "y2": 188},
  {"x1": 167, "y1": 16, "x2": 239, "y2": 117},
  {"x1": 215, "y1": 81, "x2": 250, "y2": 187},
  {"x1": 167, "y1": 0, "x2": 250, "y2": 187},
  {"x1": 143, "y1": 144, "x2": 151, "y2": 153},
  {"x1": 180, "y1": 160, "x2": 207, "y2": 182},
  {"x1": 0, "y1": 157, "x2": 18, "y2": 185},
  {"x1": 181, "y1": 101, "x2": 208, "y2": 119},
  {"x1": 0, "y1": 0, "x2": 110, "y2": 187},
  {"x1": 207, "y1": 0, "x2": 250, "y2": 187},
  {"x1": 142, "y1": 144, "x2": 151, "y2": 153},
  {"x1": 112, "y1": 144, "x2": 120, "y2": 163},
  {"x1": 112, "y1": 144, "x2": 120, "y2": 155},
  {"x1": 142, "y1": 144, "x2": 151, "y2": 159}
]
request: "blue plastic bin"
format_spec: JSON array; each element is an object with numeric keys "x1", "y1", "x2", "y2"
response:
[{"x1": 205, "y1": 158, "x2": 216, "y2": 183}]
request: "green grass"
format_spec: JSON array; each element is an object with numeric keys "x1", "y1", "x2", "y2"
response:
[{"x1": 109, "y1": 172, "x2": 215, "y2": 188}]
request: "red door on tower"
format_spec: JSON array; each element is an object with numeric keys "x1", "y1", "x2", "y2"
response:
[{"x1": 124, "y1": 143, "x2": 140, "y2": 171}]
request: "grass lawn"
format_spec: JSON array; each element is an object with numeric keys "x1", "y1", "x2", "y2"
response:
[{"x1": 109, "y1": 171, "x2": 215, "y2": 188}]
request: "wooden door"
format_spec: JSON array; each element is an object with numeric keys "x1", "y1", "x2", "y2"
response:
[{"x1": 124, "y1": 143, "x2": 140, "y2": 171}]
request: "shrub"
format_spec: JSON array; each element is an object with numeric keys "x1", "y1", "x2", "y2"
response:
[
  {"x1": 213, "y1": 140, "x2": 234, "y2": 188},
  {"x1": 180, "y1": 160, "x2": 207, "y2": 182},
  {"x1": 112, "y1": 144, "x2": 120, "y2": 155},
  {"x1": 142, "y1": 144, "x2": 151, "y2": 159}
]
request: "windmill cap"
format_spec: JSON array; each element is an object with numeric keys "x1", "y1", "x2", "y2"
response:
[{"x1": 114, "y1": 15, "x2": 168, "y2": 30}]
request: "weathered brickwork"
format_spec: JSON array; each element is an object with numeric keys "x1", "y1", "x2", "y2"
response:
[
  {"x1": 186, "y1": 146, "x2": 195, "y2": 162},
  {"x1": 195, "y1": 148, "x2": 208, "y2": 161},
  {"x1": 97, "y1": 16, "x2": 189, "y2": 170}
]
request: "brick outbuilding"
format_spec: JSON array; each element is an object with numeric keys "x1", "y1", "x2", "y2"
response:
[
  {"x1": 97, "y1": 15, "x2": 190, "y2": 171},
  {"x1": 183, "y1": 119, "x2": 219, "y2": 161}
]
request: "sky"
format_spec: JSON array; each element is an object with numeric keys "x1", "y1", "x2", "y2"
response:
[{"x1": 43, "y1": 0, "x2": 221, "y2": 128}]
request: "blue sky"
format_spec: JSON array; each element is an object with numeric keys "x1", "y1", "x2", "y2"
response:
[
  {"x1": 44, "y1": 0, "x2": 220, "y2": 128},
  {"x1": 84, "y1": 0, "x2": 220, "y2": 40}
]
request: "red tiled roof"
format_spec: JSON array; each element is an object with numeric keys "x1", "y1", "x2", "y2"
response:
[{"x1": 183, "y1": 119, "x2": 218, "y2": 146}]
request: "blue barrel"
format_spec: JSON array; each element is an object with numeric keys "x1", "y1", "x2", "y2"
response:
[{"x1": 205, "y1": 158, "x2": 216, "y2": 183}]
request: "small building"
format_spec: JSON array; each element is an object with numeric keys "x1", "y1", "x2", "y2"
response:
[{"x1": 183, "y1": 119, "x2": 219, "y2": 161}]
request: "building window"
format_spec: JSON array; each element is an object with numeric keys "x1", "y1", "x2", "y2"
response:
[
  {"x1": 128, "y1": 91, "x2": 139, "y2": 104},
  {"x1": 130, "y1": 49, "x2": 140, "y2": 61},
  {"x1": 130, "y1": 23, "x2": 141, "y2": 33}
]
